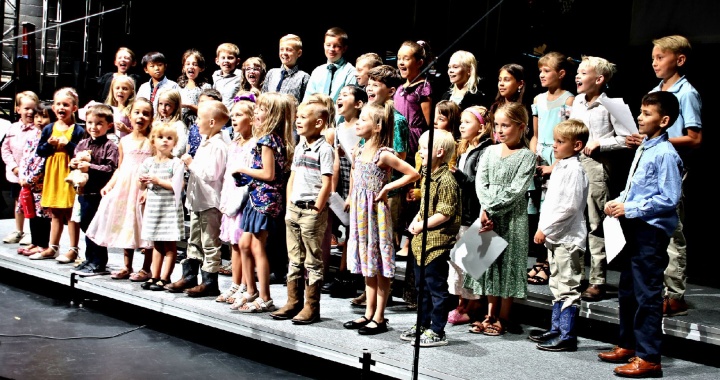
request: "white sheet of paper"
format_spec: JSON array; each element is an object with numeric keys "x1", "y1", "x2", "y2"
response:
[
  {"x1": 336, "y1": 126, "x2": 361, "y2": 160},
  {"x1": 449, "y1": 219, "x2": 509, "y2": 280},
  {"x1": 599, "y1": 97, "x2": 639, "y2": 134},
  {"x1": 603, "y1": 216, "x2": 625, "y2": 263},
  {"x1": 328, "y1": 192, "x2": 350, "y2": 226}
]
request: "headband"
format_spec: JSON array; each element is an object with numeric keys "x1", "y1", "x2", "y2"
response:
[
  {"x1": 466, "y1": 109, "x2": 485, "y2": 125},
  {"x1": 233, "y1": 93, "x2": 256, "y2": 103}
]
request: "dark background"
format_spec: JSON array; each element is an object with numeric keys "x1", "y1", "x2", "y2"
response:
[{"x1": 45, "y1": 0, "x2": 720, "y2": 286}]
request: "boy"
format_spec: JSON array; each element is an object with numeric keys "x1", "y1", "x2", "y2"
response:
[
  {"x1": 598, "y1": 91, "x2": 682, "y2": 378},
  {"x1": 627, "y1": 35, "x2": 702, "y2": 317},
  {"x1": 400, "y1": 129, "x2": 460, "y2": 347},
  {"x1": 350, "y1": 65, "x2": 408, "y2": 308},
  {"x1": 173, "y1": 100, "x2": 229, "y2": 297},
  {"x1": 136, "y1": 51, "x2": 178, "y2": 111},
  {"x1": 262, "y1": 34, "x2": 310, "y2": 104},
  {"x1": 304, "y1": 27, "x2": 358, "y2": 102},
  {"x1": 530, "y1": 119, "x2": 589, "y2": 352},
  {"x1": 355, "y1": 52, "x2": 383, "y2": 89},
  {"x1": 211, "y1": 43, "x2": 242, "y2": 111},
  {"x1": 270, "y1": 98, "x2": 334, "y2": 324},
  {"x1": 569, "y1": 55, "x2": 638, "y2": 302},
  {"x1": 72, "y1": 104, "x2": 119, "y2": 276}
]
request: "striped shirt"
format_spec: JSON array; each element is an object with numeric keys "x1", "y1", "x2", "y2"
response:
[{"x1": 289, "y1": 135, "x2": 334, "y2": 203}]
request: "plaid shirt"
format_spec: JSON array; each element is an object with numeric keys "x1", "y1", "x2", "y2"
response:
[{"x1": 411, "y1": 164, "x2": 461, "y2": 265}]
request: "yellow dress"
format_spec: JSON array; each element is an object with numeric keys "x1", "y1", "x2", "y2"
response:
[{"x1": 40, "y1": 124, "x2": 76, "y2": 209}]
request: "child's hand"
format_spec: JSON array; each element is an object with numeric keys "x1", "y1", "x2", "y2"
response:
[
  {"x1": 76, "y1": 161, "x2": 90, "y2": 173},
  {"x1": 604, "y1": 200, "x2": 625, "y2": 218},
  {"x1": 374, "y1": 185, "x2": 390, "y2": 203},
  {"x1": 408, "y1": 220, "x2": 422, "y2": 235},
  {"x1": 479, "y1": 210, "x2": 494, "y2": 233},
  {"x1": 343, "y1": 198, "x2": 351, "y2": 212},
  {"x1": 48, "y1": 136, "x2": 59, "y2": 146},
  {"x1": 583, "y1": 141, "x2": 600, "y2": 156},
  {"x1": 537, "y1": 165, "x2": 553, "y2": 177},
  {"x1": 449, "y1": 165, "x2": 457, "y2": 173},
  {"x1": 180, "y1": 153, "x2": 192, "y2": 166},
  {"x1": 139, "y1": 190, "x2": 147, "y2": 204},
  {"x1": 533, "y1": 230, "x2": 546, "y2": 245},
  {"x1": 19, "y1": 179, "x2": 27, "y2": 187},
  {"x1": 115, "y1": 121, "x2": 132, "y2": 134},
  {"x1": 100, "y1": 185, "x2": 112, "y2": 196},
  {"x1": 406, "y1": 188, "x2": 416, "y2": 202},
  {"x1": 12, "y1": 167, "x2": 18, "y2": 176},
  {"x1": 139, "y1": 174, "x2": 151, "y2": 184}
]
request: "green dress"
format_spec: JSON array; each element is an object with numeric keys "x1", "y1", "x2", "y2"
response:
[{"x1": 464, "y1": 144, "x2": 536, "y2": 298}]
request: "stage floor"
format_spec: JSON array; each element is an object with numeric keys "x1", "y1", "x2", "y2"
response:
[{"x1": 1, "y1": 219, "x2": 719, "y2": 379}]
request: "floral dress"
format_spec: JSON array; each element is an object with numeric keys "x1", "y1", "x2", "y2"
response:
[
  {"x1": 346, "y1": 146, "x2": 395, "y2": 278},
  {"x1": 18, "y1": 129, "x2": 50, "y2": 218}
]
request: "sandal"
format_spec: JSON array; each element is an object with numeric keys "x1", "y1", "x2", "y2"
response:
[
  {"x1": 129, "y1": 269, "x2": 151, "y2": 282},
  {"x1": 149, "y1": 278, "x2": 171, "y2": 291},
  {"x1": 218, "y1": 263, "x2": 232, "y2": 276},
  {"x1": 141, "y1": 278, "x2": 159, "y2": 290},
  {"x1": 238, "y1": 297, "x2": 275, "y2": 313},
  {"x1": 527, "y1": 261, "x2": 545, "y2": 278},
  {"x1": 29, "y1": 245, "x2": 59, "y2": 260},
  {"x1": 483, "y1": 318, "x2": 506, "y2": 336},
  {"x1": 22, "y1": 246, "x2": 45, "y2": 256},
  {"x1": 469, "y1": 315, "x2": 495, "y2": 334},
  {"x1": 216, "y1": 283, "x2": 241, "y2": 303},
  {"x1": 230, "y1": 291, "x2": 259, "y2": 310},
  {"x1": 351, "y1": 291, "x2": 367, "y2": 307},
  {"x1": 56, "y1": 247, "x2": 80, "y2": 264},
  {"x1": 18, "y1": 244, "x2": 37, "y2": 255},
  {"x1": 528, "y1": 262, "x2": 550, "y2": 285},
  {"x1": 448, "y1": 309, "x2": 471, "y2": 325},
  {"x1": 225, "y1": 284, "x2": 248, "y2": 304},
  {"x1": 111, "y1": 267, "x2": 132, "y2": 280}
]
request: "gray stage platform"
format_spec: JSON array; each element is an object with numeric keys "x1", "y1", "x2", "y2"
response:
[{"x1": 1, "y1": 219, "x2": 718, "y2": 379}]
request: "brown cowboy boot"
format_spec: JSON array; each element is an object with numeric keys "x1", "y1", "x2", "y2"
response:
[
  {"x1": 292, "y1": 280, "x2": 321, "y2": 325},
  {"x1": 270, "y1": 278, "x2": 304, "y2": 320},
  {"x1": 165, "y1": 259, "x2": 200, "y2": 293}
]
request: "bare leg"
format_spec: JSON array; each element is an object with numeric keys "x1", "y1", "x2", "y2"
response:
[
  {"x1": 14, "y1": 199, "x2": 24, "y2": 233},
  {"x1": 231, "y1": 243, "x2": 243, "y2": 286},
  {"x1": 374, "y1": 276, "x2": 391, "y2": 323},
  {"x1": 240, "y1": 232, "x2": 257, "y2": 295},
  {"x1": 141, "y1": 248, "x2": 153, "y2": 272},
  {"x1": 251, "y1": 231, "x2": 271, "y2": 301},
  {"x1": 498, "y1": 297, "x2": 514, "y2": 322},
  {"x1": 150, "y1": 243, "x2": 162, "y2": 279},
  {"x1": 123, "y1": 248, "x2": 134, "y2": 272},
  {"x1": 487, "y1": 295, "x2": 500, "y2": 319},
  {"x1": 67, "y1": 220, "x2": 80, "y2": 247},
  {"x1": 49, "y1": 211, "x2": 64, "y2": 246},
  {"x1": 363, "y1": 276, "x2": 378, "y2": 321},
  {"x1": 160, "y1": 241, "x2": 177, "y2": 280}
]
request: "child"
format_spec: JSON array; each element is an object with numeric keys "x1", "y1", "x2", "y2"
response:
[
  {"x1": 262, "y1": 34, "x2": 310, "y2": 104},
  {"x1": 231, "y1": 92, "x2": 295, "y2": 312},
  {"x1": 598, "y1": 91, "x2": 682, "y2": 378},
  {"x1": 211, "y1": 42, "x2": 242, "y2": 110},
  {"x1": 216, "y1": 97, "x2": 256, "y2": 303},
  {"x1": 70, "y1": 104, "x2": 119, "y2": 276},
  {"x1": 186, "y1": 88, "x2": 223, "y2": 158},
  {"x1": 238, "y1": 57, "x2": 266, "y2": 94},
  {"x1": 489, "y1": 63, "x2": 526, "y2": 117},
  {"x1": 570, "y1": 55, "x2": 637, "y2": 302},
  {"x1": 177, "y1": 100, "x2": 229, "y2": 297},
  {"x1": 2, "y1": 90, "x2": 39, "y2": 245},
  {"x1": 304, "y1": 27, "x2": 358, "y2": 102},
  {"x1": 450, "y1": 105, "x2": 493, "y2": 329},
  {"x1": 153, "y1": 89, "x2": 188, "y2": 157},
  {"x1": 80, "y1": 75, "x2": 136, "y2": 144},
  {"x1": 400, "y1": 129, "x2": 460, "y2": 347},
  {"x1": 30, "y1": 88, "x2": 85, "y2": 261},
  {"x1": 270, "y1": 97, "x2": 334, "y2": 324},
  {"x1": 354, "y1": 52, "x2": 383, "y2": 89},
  {"x1": 178, "y1": 49, "x2": 212, "y2": 127},
  {"x1": 342, "y1": 102, "x2": 420, "y2": 335},
  {"x1": 626, "y1": 35, "x2": 702, "y2": 317},
  {"x1": 530, "y1": 119, "x2": 589, "y2": 352},
  {"x1": 138, "y1": 123, "x2": 186, "y2": 291},
  {"x1": 16, "y1": 101, "x2": 54, "y2": 257},
  {"x1": 96, "y1": 47, "x2": 141, "y2": 102},
  {"x1": 527, "y1": 51, "x2": 575, "y2": 286},
  {"x1": 136, "y1": 51, "x2": 179, "y2": 111},
  {"x1": 441, "y1": 50, "x2": 485, "y2": 112},
  {"x1": 466, "y1": 102, "x2": 536, "y2": 336},
  {"x1": 85, "y1": 97, "x2": 154, "y2": 281}
]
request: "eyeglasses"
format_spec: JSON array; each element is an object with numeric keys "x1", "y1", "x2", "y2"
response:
[{"x1": 244, "y1": 67, "x2": 262, "y2": 72}]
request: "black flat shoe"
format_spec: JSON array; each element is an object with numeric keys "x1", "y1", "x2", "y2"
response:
[
  {"x1": 149, "y1": 279, "x2": 170, "y2": 291},
  {"x1": 343, "y1": 316, "x2": 371, "y2": 329},
  {"x1": 141, "y1": 278, "x2": 158, "y2": 290},
  {"x1": 358, "y1": 319, "x2": 389, "y2": 335}
]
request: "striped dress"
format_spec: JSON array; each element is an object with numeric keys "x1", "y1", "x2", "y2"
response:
[{"x1": 139, "y1": 156, "x2": 186, "y2": 242}]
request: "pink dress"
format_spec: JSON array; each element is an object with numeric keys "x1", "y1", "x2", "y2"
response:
[
  {"x1": 85, "y1": 135, "x2": 152, "y2": 249},
  {"x1": 219, "y1": 137, "x2": 256, "y2": 245}
]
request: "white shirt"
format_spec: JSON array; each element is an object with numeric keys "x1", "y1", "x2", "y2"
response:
[
  {"x1": 569, "y1": 93, "x2": 637, "y2": 152},
  {"x1": 185, "y1": 133, "x2": 227, "y2": 211},
  {"x1": 538, "y1": 155, "x2": 589, "y2": 249}
]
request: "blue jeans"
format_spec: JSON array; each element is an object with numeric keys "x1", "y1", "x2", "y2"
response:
[
  {"x1": 414, "y1": 254, "x2": 450, "y2": 334},
  {"x1": 78, "y1": 194, "x2": 108, "y2": 268}
]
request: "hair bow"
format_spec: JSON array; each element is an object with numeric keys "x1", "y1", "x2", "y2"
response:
[{"x1": 233, "y1": 93, "x2": 256, "y2": 103}]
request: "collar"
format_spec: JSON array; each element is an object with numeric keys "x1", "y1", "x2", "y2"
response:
[
  {"x1": 88, "y1": 134, "x2": 108, "y2": 145},
  {"x1": 281, "y1": 65, "x2": 299, "y2": 75},
  {"x1": 422, "y1": 163, "x2": 449, "y2": 181},
  {"x1": 658, "y1": 75, "x2": 687, "y2": 94},
  {"x1": 578, "y1": 92, "x2": 608, "y2": 110},
  {"x1": 640, "y1": 132, "x2": 669, "y2": 150},
  {"x1": 556, "y1": 154, "x2": 580, "y2": 168},
  {"x1": 301, "y1": 135, "x2": 326, "y2": 152},
  {"x1": 326, "y1": 57, "x2": 346, "y2": 69}
]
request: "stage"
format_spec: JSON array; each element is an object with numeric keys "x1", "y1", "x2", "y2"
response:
[{"x1": 0, "y1": 219, "x2": 718, "y2": 379}]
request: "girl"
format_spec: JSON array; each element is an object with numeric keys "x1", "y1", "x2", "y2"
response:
[
  {"x1": 17, "y1": 101, "x2": 55, "y2": 257},
  {"x1": 2, "y1": 90, "x2": 39, "y2": 245},
  {"x1": 85, "y1": 97, "x2": 154, "y2": 281},
  {"x1": 324, "y1": 85, "x2": 366, "y2": 297},
  {"x1": 104, "y1": 75, "x2": 135, "y2": 140},
  {"x1": 216, "y1": 97, "x2": 256, "y2": 303},
  {"x1": 489, "y1": 63, "x2": 526, "y2": 117},
  {"x1": 138, "y1": 123, "x2": 186, "y2": 291},
  {"x1": 153, "y1": 89, "x2": 188, "y2": 157},
  {"x1": 441, "y1": 50, "x2": 486, "y2": 113},
  {"x1": 238, "y1": 57, "x2": 267, "y2": 94},
  {"x1": 96, "y1": 47, "x2": 141, "y2": 103},
  {"x1": 527, "y1": 52, "x2": 575, "y2": 285},
  {"x1": 30, "y1": 87, "x2": 84, "y2": 260},
  {"x1": 451, "y1": 105, "x2": 494, "y2": 329},
  {"x1": 232, "y1": 92, "x2": 295, "y2": 312},
  {"x1": 468, "y1": 102, "x2": 536, "y2": 336},
  {"x1": 177, "y1": 49, "x2": 212, "y2": 127},
  {"x1": 343, "y1": 102, "x2": 420, "y2": 335}
]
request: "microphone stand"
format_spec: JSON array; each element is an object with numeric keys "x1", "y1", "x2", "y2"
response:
[{"x1": 409, "y1": 1, "x2": 505, "y2": 379}]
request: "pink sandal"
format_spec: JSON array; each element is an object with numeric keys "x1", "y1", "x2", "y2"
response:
[
  {"x1": 448, "y1": 309, "x2": 471, "y2": 325},
  {"x1": 129, "y1": 269, "x2": 151, "y2": 282}
]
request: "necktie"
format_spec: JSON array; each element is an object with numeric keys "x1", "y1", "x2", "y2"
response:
[
  {"x1": 621, "y1": 144, "x2": 645, "y2": 202},
  {"x1": 276, "y1": 69, "x2": 287, "y2": 92},
  {"x1": 150, "y1": 83, "x2": 159, "y2": 103},
  {"x1": 325, "y1": 64, "x2": 337, "y2": 96}
]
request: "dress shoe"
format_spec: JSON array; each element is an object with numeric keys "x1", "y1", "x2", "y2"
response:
[
  {"x1": 343, "y1": 316, "x2": 372, "y2": 329},
  {"x1": 614, "y1": 357, "x2": 662, "y2": 378},
  {"x1": 528, "y1": 329, "x2": 560, "y2": 343},
  {"x1": 663, "y1": 296, "x2": 688, "y2": 317},
  {"x1": 598, "y1": 346, "x2": 636, "y2": 363},
  {"x1": 581, "y1": 284, "x2": 606, "y2": 302},
  {"x1": 536, "y1": 336, "x2": 577, "y2": 352},
  {"x1": 358, "y1": 319, "x2": 389, "y2": 335}
]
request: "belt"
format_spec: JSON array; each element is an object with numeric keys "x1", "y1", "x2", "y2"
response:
[{"x1": 294, "y1": 200, "x2": 316, "y2": 210}]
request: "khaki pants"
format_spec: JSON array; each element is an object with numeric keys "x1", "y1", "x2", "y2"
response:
[
  {"x1": 285, "y1": 202, "x2": 328, "y2": 285},
  {"x1": 580, "y1": 154, "x2": 611, "y2": 285},
  {"x1": 187, "y1": 207, "x2": 223, "y2": 273},
  {"x1": 547, "y1": 242, "x2": 583, "y2": 308},
  {"x1": 664, "y1": 169, "x2": 687, "y2": 299}
]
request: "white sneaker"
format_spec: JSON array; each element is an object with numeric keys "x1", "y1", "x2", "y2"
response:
[
  {"x1": 19, "y1": 233, "x2": 32, "y2": 245},
  {"x1": 3, "y1": 231, "x2": 24, "y2": 244}
]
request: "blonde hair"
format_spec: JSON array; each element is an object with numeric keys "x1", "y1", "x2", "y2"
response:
[
  {"x1": 230, "y1": 97, "x2": 256, "y2": 142},
  {"x1": 280, "y1": 34, "x2": 303, "y2": 50},
  {"x1": 419, "y1": 129, "x2": 456, "y2": 165},
  {"x1": 104, "y1": 75, "x2": 136, "y2": 118},
  {"x1": 653, "y1": 35, "x2": 691, "y2": 57},
  {"x1": 495, "y1": 102, "x2": 529, "y2": 148},
  {"x1": 216, "y1": 42, "x2": 239, "y2": 58},
  {"x1": 554, "y1": 119, "x2": 589, "y2": 147},
  {"x1": 15, "y1": 90, "x2": 39, "y2": 111},
  {"x1": 115, "y1": 47, "x2": 137, "y2": 66},
  {"x1": 356, "y1": 52, "x2": 382, "y2": 68},
  {"x1": 580, "y1": 55, "x2": 617, "y2": 83},
  {"x1": 362, "y1": 101, "x2": 394, "y2": 149},
  {"x1": 303, "y1": 93, "x2": 335, "y2": 130},
  {"x1": 255, "y1": 92, "x2": 296, "y2": 167},
  {"x1": 129, "y1": 97, "x2": 153, "y2": 137},
  {"x1": 449, "y1": 50, "x2": 479, "y2": 95},
  {"x1": 457, "y1": 105, "x2": 491, "y2": 156},
  {"x1": 199, "y1": 100, "x2": 230, "y2": 132},
  {"x1": 155, "y1": 89, "x2": 182, "y2": 122},
  {"x1": 149, "y1": 123, "x2": 178, "y2": 156},
  {"x1": 53, "y1": 87, "x2": 79, "y2": 123}
]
